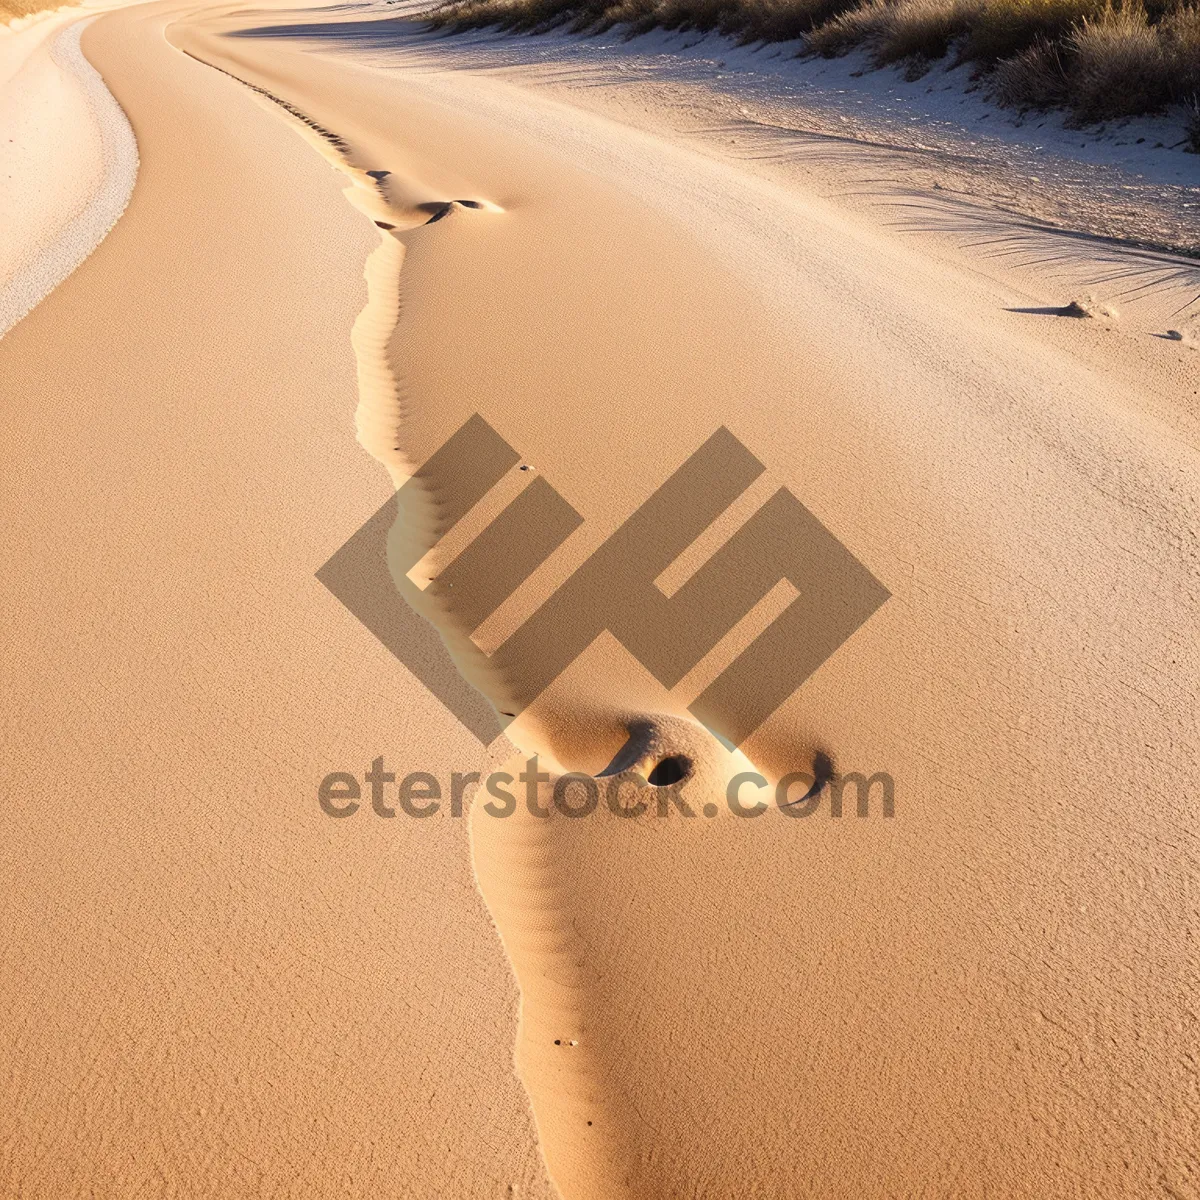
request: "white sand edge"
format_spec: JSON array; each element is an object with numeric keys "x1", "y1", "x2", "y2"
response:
[{"x1": 0, "y1": 16, "x2": 138, "y2": 338}]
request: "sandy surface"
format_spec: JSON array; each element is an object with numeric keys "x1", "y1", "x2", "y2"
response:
[
  {"x1": 0, "y1": 5, "x2": 550, "y2": 1195},
  {"x1": 392, "y1": 20, "x2": 1200, "y2": 257},
  {"x1": 2, "y1": 2, "x2": 1198, "y2": 1197},
  {"x1": 0, "y1": 7, "x2": 136, "y2": 334}
]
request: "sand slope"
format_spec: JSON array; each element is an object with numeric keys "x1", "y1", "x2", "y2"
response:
[
  {"x1": 0, "y1": 5, "x2": 551, "y2": 1196},
  {"x1": 0, "y1": 10, "x2": 136, "y2": 334},
  {"x1": 2, "y1": 2, "x2": 1197, "y2": 1197}
]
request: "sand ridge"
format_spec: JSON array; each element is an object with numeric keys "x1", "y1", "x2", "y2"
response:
[
  {"x1": 168, "y1": 12, "x2": 1199, "y2": 1194},
  {"x1": 0, "y1": 5, "x2": 553, "y2": 1194}
]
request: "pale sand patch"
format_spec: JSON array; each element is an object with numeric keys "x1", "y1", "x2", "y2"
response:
[{"x1": 0, "y1": 12, "x2": 136, "y2": 336}]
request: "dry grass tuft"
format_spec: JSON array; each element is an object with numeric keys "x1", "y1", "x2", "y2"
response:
[
  {"x1": 961, "y1": 0, "x2": 1106, "y2": 63},
  {"x1": 429, "y1": 0, "x2": 861, "y2": 38},
  {"x1": 1068, "y1": 7, "x2": 1168, "y2": 119},
  {"x1": 991, "y1": 37, "x2": 1071, "y2": 106},
  {"x1": 992, "y1": 2, "x2": 1200, "y2": 121},
  {"x1": 810, "y1": 0, "x2": 985, "y2": 70},
  {"x1": 1, "y1": 0, "x2": 57, "y2": 19}
]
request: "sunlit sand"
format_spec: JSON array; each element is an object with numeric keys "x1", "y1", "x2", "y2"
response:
[{"x1": 2, "y1": 1, "x2": 1197, "y2": 1194}]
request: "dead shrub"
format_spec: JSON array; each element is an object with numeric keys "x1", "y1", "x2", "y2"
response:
[
  {"x1": 1068, "y1": 6, "x2": 1171, "y2": 120},
  {"x1": 963, "y1": 0, "x2": 1106, "y2": 63},
  {"x1": 873, "y1": 0, "x2": 985, "y2": 66},
  {"x1": 991, "y1": 37, "x2": 1071, "y2": 106},
  {"x1": 806, "y1": 0, "x2": 894, "y2": 53}
]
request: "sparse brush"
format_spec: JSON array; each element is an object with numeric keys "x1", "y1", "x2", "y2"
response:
[
  {"x1": 1186, "y1": 96, "x2": 1200, "y2": 151},
  {"x1": 726, "y1": 0, "x2": 835, "y2": 40},
  {"x1": 1067, "y1": 5, "x2": 1171, "y2": 121},
  {"x1": 430, "y1": 0, "x2": 1200, "y2": 132},
  {"x1": 872, "y1": 0, "x2": 986, "y2": 69},
  {"x1": 806, "y1": 0, "x2": 893, "y2": 55},
  {"x1": 1160, "y1": 6, "x2": 1200, "y2": 96},
  {"x1": 807, "y1": 0, "x2": 983, "y2": 71},
  {"x1": 991, "y1": 37, "x2": 1071, "y2": 107},
  {"x1": 962, "y1": 0, "x2": 1106, "y2": 64},
  {"x1": 805, "y1": 0, "x2": 1108, "y2": 64}
]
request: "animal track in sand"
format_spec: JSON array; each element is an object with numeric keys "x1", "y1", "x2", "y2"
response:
[{"x1": 780, "y1": 748, "x2": 835, "y2": 807}]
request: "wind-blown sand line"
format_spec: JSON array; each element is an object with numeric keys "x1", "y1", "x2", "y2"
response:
[
  {"x1": 171, "y1": 39, "x2": 597, "y2": 1189},
  {"x1": 150, "y1": 22, "x2": 1200, "y2": 1196},
  {"x1": 470, "y1": 771, "x2": 636, "y2": 1200},
  {"x1": 176, "y1": 45, "x2": 413, "y2": 482},
  {"x1": 469, "y1": 714, "x2": 767, "y2": 1199},
  {"x1": 3, "y1": 1, "x2": 1193, "y2": 1191},
  {"x1": 0, "y1": 17, "x2": 137, "y2": 337},
  {"x1": 173, "y1": 46, "x2": 532, "y2": 660},
  {"x1": 170, "y1": 38, "x2": 773, "y2": 1198},
  {"x1": 175, "y1": 42, "x2": 490, "y2": 679},
  {"x1": 2, "y1": 5, "x2": 556, "y2": 1188},
  {"x1": 167, "y1": 38, "x2": 830, "y2": 1198}
]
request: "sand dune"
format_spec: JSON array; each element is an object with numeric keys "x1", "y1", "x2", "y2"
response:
[
  {"x1": 1, "y1": 2, "x2": 1197, "y2": 1196},
  {"x1": 0, "y1": 6, "x2": 549, "y2": 1194}
]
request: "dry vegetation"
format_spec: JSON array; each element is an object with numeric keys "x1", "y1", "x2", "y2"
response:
[
  {"x1": 428, "y1": 0, "x2": 1200, "y2": 134},
  {"x1": 1, "y1": 0, "x2": 57, "y2": 20}
]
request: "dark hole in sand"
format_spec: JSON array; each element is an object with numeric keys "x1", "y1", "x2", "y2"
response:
[
  {"x1": 647, "y1": 756, "x2": 691, "y2": 787},
  {"x1": 424, "y1": 200, "x2": 488, "y2": 225}
]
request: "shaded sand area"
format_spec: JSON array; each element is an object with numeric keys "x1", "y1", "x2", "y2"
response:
[{"x1": 2, "y1": 1, "x2": 1198, "y2": 1196}]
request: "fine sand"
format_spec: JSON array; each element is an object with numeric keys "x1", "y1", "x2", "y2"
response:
[
  {"x1": 0, "y1": 8, "x2": 137, "y2": 334},
  {"x1": 1, "y1": 2, "x2": 1197, "y2": 1197}
]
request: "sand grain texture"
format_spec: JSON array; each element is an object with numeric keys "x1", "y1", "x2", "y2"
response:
[
  {"x1": 0, "y1": 10, "x2": 137, "y2": 334},
  {"x1": 1, "y1": 3, "x2": 1198, "y2": 1197},
  {"x1": 0, "y1": 6, "x2": 552, "y2": 1196}
]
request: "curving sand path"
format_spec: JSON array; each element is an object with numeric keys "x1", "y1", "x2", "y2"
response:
[
  {"x1": 0, "y1": 6, "x2": 551, "y2": 1195},
  {"x1": 0, "y1": 8, "x2": 137, "y2": 334},
  {"x1": 1, "y1": 2, "x2": 1197, "y2": 1196}
]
